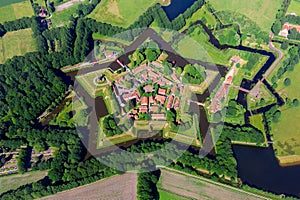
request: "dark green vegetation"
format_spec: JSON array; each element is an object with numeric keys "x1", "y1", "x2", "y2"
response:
[
  {"x1": 183, "y1": 64, "x2": 206, "y2": 84},
  {"x1": 137, "y1": 169, "x2": 161, "y2": 200},
  {"x1": 0, "y1": 0, "x2": 289, "y2": 199}
]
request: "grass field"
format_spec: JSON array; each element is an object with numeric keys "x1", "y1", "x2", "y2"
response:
[
  {"x1": 208, "y1": 0, "x2": 282, "y2": 32},
  {"x1": 0, "y1": 170, "x2": 48, "y2": 194},
  {"x1": 88, "y1": 0, "x2": 166, "y2": 28},
  {"x1": 51, "y1": 1, "x2": 85, "y2": 27},
  {"x1": 180, "y1": 5, "x2": 216, "y2": 32},
  {"x1": 287, "y1": 0, "x2": 300, "y2": 16},
  {"x1": 159, "y1": 189, "x2": 190, "y2": 200},
  {"x1": 0, "y1": 0, "x2": 33, "y2": 23},
  {"x1": 173, "y1": 25, "x2": 238, "y2": 65},
  {"x1": 271, "y1": 62, "x2": 300, "y2": 157},
  {"x1": 0, "y1": 28, "x2": 36, "y2": 63},
  {"x1": 40, "y1": 173, "x2": 137, "y2": 200},
  {"x1": 249, "y1": 114, "x2": 265, "y2": 133},
  {"x1": 157, "y1": 168, "x2": 262, "y2": 200},
  {"x1": 247, "y1": 83, "x2": 276, "y2": 110}
]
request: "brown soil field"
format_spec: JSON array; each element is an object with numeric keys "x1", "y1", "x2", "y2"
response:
[{"x1": 39, "y1": 172, "x2": 137, "y2": 200}]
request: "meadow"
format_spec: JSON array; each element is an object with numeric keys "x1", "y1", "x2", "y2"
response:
[
  {"x1": 88, "y1": 0, "x2": 166, "y2": 28},
  {"x1": 0, "y1": 170, "x2": 48, "y2": 194},
  {"x1": 208, "y1": 0, "x2": 282, "y2": 32},
  {"x1": 0, "y1": 0, "x2": 33, "y2": 23},
  {"x1": 271, "y1": 62, "x2": 300, "y2": 157},
  {"x1": 287, "y1": 0, "x2": 300, "y2": 16},
  {"x1": 249, "y1": 114, "x2": 265, "y2": 134},
  {"x1": 0, "y1": 28, "x2": 36, "y2": 63}
]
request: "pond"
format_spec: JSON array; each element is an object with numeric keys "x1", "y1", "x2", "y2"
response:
[{"x1": 162, "y1": 0, "x2": 198, "y2": 20}]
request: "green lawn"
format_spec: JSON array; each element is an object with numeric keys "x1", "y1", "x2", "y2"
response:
[
  {"x1": 88, "y1": 0, "x2": 166, "y2": 28},
  {"x1": 0, "y1": 0, "x2": 26, "y2": 7},
  {"x1": 249, "y1": 114, "x2": 265, "y2": 133},
  {"x1": 51, "y1": 1, "x2": 84, "y2": 27},
  {"x1": 247, "y1": 83, "x2": 276, "y2": 110},
  {"x1": 0, "y1": 0, "x2": 33, "y2": 23},
  {"x1": 173, "y1": 25, "x2": 238, "y2": 65},
  {"x1": 0, "y1": 28, "x2": 36, "y2": 63},
  {"x1": 180, "y1": 5, "x2": 216, "y2": 31},
  {"x1": 287, "y1": 0, "x2": 300, "y2": 16},
  {"x1": 0, "y1": 170, "x2": 48, "y2": 194},
  {"x1": 271, "y1": 62, "x2": 300, "y2": 156},
  {"x1": 92, "y1": 33, "x2": 131, "y2": 45},
  {"x1": 159, "y1": 189, "x2": 190, "y2": 200},
  {"x1": 208, "y1": 0, "x2": 282, "y2": 32}
]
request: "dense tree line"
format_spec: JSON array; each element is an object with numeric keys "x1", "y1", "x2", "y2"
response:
[
  {"x1": 137, "y1": 169, "x2": 160, "y2": 200},
  {"x1": 0, "y1": 157, "x2": 120, "y2": 200},
  {"x1": 17, "y1": 148, "x2": 32, "y2": 174},
  {"x1": 99, "y1": 124, "x2": 264, "y2": 181}
]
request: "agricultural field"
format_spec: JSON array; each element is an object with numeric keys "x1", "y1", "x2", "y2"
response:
[
  {"x1": 157, "y1": 168, "x2": 262, "y2": 200},
  {"x1": 287, "y1": 0, "x2": 300, "y2": 16},
  {"x1": 49, "y1": 97, "x2": 88, "y2": 127},
  {"x1": 88, "y1": 0, "x2": 167, "y2": 28},
  {"x1": 0, "y1": 170, "x2": 48, "y2": 194},
  {"x1": 0, "y1": 0, "x2": 34, "y2": 23},
  {"x1": 0, "y1": 28, "x2": 36, "y2": 63},
  {"x1": 271, "y1": 62, "x2": 300, "y2": 157},
  {"x1": 40, "y1": 173, "x2": 137, "y2": 200},
  {"x1": 208, "y1": 0, "x2": 282, "y2": 32}
]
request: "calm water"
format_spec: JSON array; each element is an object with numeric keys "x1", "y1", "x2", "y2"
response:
[
  {"x1": 162, "y1": 0, "x2": 197, "y2": 20},
  {"x1": 233, "y1": 145, "x2": 300, "y2": 198}
]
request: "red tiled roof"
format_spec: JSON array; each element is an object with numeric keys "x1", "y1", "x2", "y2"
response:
[
  {"x1": 149, "y1": 96, "x2": 156, "y2": 104},
  {"x1": 140, "y1": 96, "x2": 148, "y2": 105},
  {"x1": 143, "y1": 85, "x2": 154, "y2": 93},
  {"x1": 158, "y1": 88, "x2": 167, "y2": 95},
  {"x1": 155, "y1": 94, "x2": 166, "y2": 104},
  {"x1": 166, "y1": 95, "x2": 174, "y2": 109}
]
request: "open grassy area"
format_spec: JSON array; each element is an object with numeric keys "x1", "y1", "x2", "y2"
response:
[
  {"x1": 92, "y1": 33, "x2": 131, "y2": 46},
  {"x1": 159, "y1": 189, "x2": 190, "y2": 200},
  {"x1": 271, "y1": 62, "x2": 300, "y2": 157},
  {"x1": 88, "y1": 0, "x2": 166, "y2": 28},
  {"x1": 249, "y1": 114, "x2": 265, "y2": 133},
  {"x1": 173, "y1": 25, "x2": 238, "y2": 65},
  {"x1": 0, "y1": 0, "x2": 33, "y2": 23},
  {"x1": 49, "y1": 96, "x2": 88, "y2": 127},
  {"x1": 51, "y1": 1, "x2": 85, "y2": 27},
  {"x1": 287, "y1": 0, "x2": 300, "y2": 16},
  {"x1": 0, "y1": 28, "x2": 36, "y2": 63},
  {"x1": 247, "y1": 83, "x2": 276, "y2": 110},
  {"x1": 0, "y1": 170, "x2": 48, "y2": 194},
  {"x1": 180, "y1": 5, "x2": 217, "y2": 32},
  {"x1": 157, "y1": 168, "x2": 263, "y2": 200},
  {"x1": 208, "y1": 0, "x2": 282, "y2": 32}
]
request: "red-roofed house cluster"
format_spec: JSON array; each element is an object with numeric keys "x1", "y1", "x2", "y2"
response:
[{"x1": 112, "y1": 61, "x2": 184, "y2": 120}]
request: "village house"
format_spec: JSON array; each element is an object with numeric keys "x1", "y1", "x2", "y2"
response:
[{"x1": 279, "y1": 22, "x2": 300, "y2": 37}]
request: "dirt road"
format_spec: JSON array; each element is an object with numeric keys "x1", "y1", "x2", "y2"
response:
[{"x1": 56, "y1": 0, "x2": 84, "y2": 12}]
